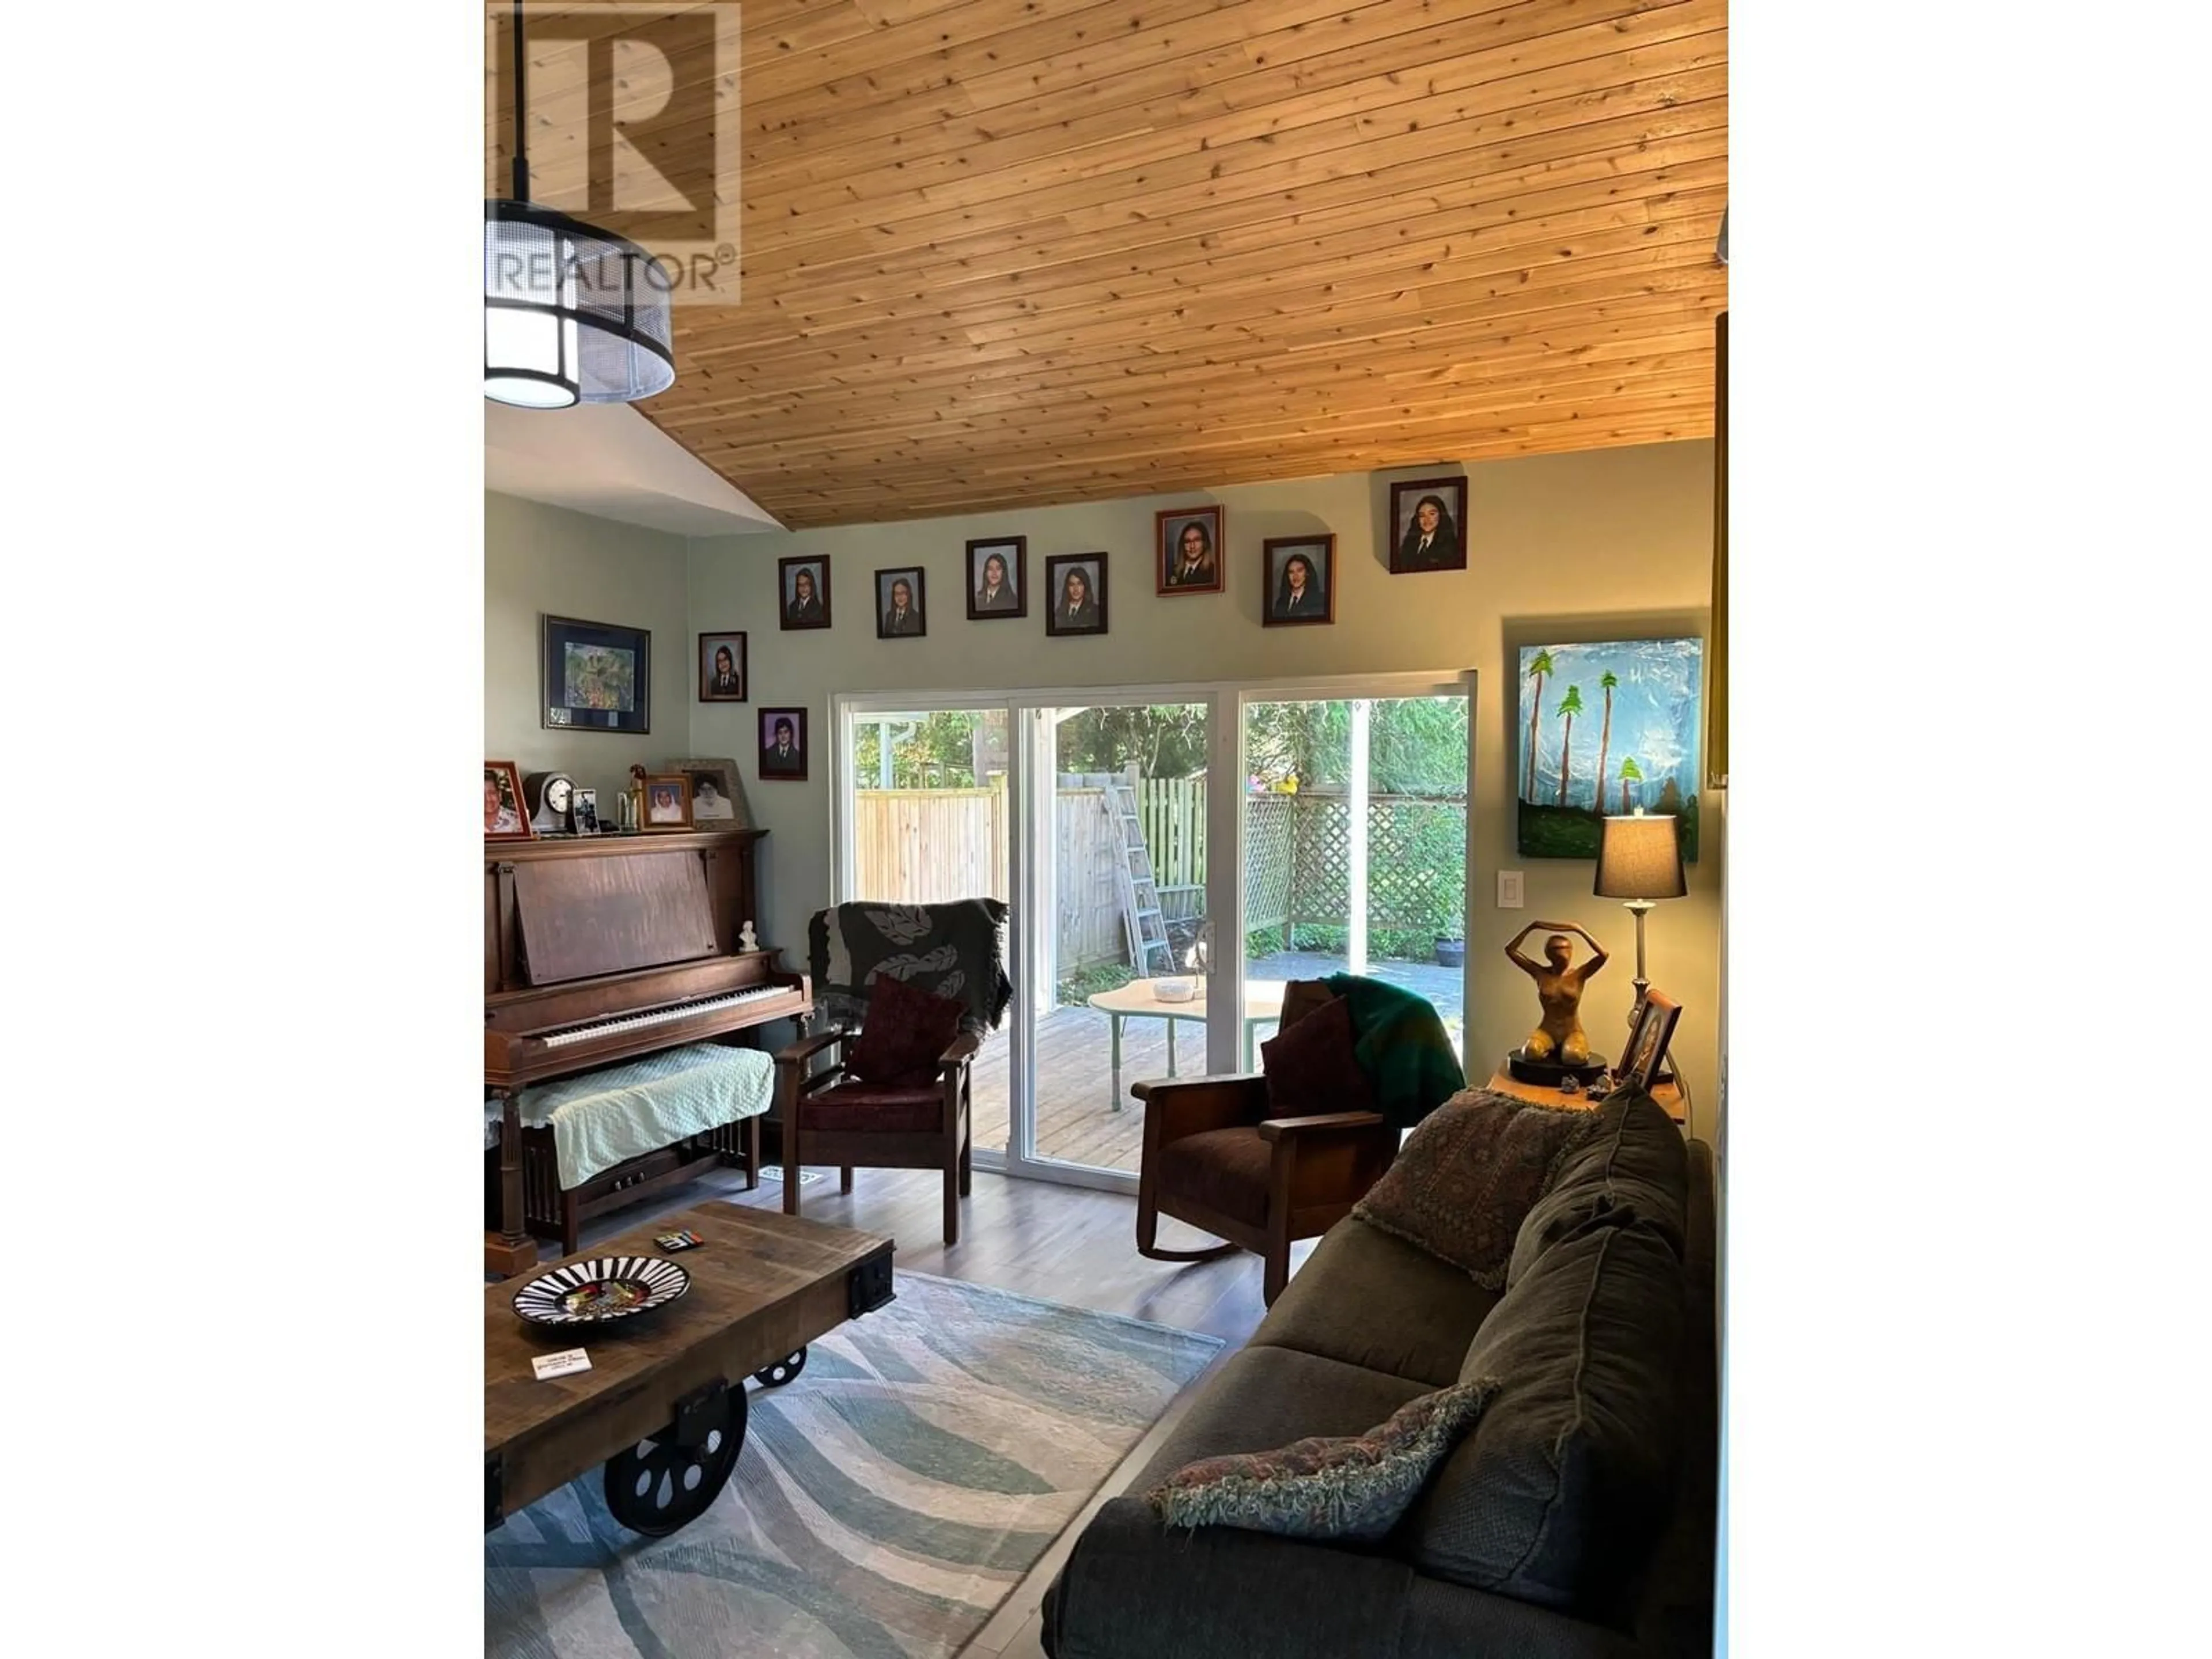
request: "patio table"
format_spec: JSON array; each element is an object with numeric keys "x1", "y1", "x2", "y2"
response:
[{"x1": 1085, "y1": 977, "x2": 1286, "y2": 1111}]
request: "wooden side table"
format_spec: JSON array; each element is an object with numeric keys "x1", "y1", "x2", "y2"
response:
[{"x1": 1485, "y1": 1064, "x2": 1688, "y2": 1126}]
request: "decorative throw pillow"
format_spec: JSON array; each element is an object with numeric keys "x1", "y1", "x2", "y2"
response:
[
  {"x1": 1147, "y1": 1378, "x2": 1498, "y2": 1540},
  {"x1": 1353, "y1": 1089, "x2": 1603, "y2": 1289},
  {"x1": 1259, "y1": 994, "x2": 1374, "y2": 1119},
  {"x1": 1506, "y1": 1089, "x2": 1690, "y2": 1290},
  {"x1": 846, "y1": 971, "x2": 967, "y2": 1087}
]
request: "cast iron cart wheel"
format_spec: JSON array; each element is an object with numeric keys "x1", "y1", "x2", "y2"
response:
[
  {"x1": 603, "y1": 1382, "x2": 747, "y2": 1536},
  {"x1": 753, "y1": 1347, "x2": 808, "y2": 1388}
]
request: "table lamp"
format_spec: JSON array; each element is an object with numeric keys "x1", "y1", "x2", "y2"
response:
[{"x1": 1594, "y1": 810, "x2": 1688, "y2": 1015}]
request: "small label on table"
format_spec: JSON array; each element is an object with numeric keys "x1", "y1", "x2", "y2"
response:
[{"x1": 532, "y1": 1347, "x2": 592, "y2": 1381}]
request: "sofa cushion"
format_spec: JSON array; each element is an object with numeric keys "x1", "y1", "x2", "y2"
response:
[
  {"x1": 1260, "y1": 993, "x2": 1374, "y2": 1119},
  {"x1": 846, "y1": 970, "x2": 967, "y2": 1086},
  {"x1": 1408, "y1": 1217, "x2": 1685, "y2": 1613},
  {"x1": 1156, "y1": 1125, "x2": 1272, "y2": 1228},
  {"x1": 1252, "y1": 1216, "x2": 1501, "y2": 1387},
  {"x1": 1149, "y1": 1379, "x2": 1496, "y2": 1540},
  {"x1": 1131, "y1": 1344, "x2": 1431, "y2": 1496},
  {"x1": 1506, "y1": 1090, "x2": 1688, "y2": 1290},
  {"x1": 799, "y1": 1080, "x2": 944, "y2": 1134},
  {"x1": 1352, "y1": 1089, "x2": 1603, "y2": 1289}
]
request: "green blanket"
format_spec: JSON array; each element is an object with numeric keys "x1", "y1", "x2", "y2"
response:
[{"x1": 1325, "y1": 974, "x2": 1467, "y2": 1128}]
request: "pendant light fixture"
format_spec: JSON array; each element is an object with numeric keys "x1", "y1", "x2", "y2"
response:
[{"x1": 484, "y1": 0, "x2": 676, "y2": 408}]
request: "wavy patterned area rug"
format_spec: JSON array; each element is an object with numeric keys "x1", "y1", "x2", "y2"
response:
[{"x1": 487, "y1": 1271, "x2": 1222, "y2": 1658}]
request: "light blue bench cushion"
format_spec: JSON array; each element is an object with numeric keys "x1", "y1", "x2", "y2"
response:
[{"x1": 483, "y1": 1041, "x2": 773, "y2": 1190}]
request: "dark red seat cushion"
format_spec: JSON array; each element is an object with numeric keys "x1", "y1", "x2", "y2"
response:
[
  {"x1": 1157, "y1": 1125, "x2": 1272, "y2": 1228},
  {"x1": 801, "y1": 1080, "x2": 945, "y2": 1134},
  {"x1": 846, "y1": 971, "x2": 967, "y2": 1086},
  {"x1": 1259, "y1": 993, "x2": 1374, "y2": 1119}
]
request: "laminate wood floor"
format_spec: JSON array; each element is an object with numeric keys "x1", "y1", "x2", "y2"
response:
[{"x1": 541, "y1": 1160, "x2": 1315, "y2": 1659}]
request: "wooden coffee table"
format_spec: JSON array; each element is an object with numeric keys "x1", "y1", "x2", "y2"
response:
[{"x1": 485, "y1": 1202, "x2": 894, "y2": 1537}]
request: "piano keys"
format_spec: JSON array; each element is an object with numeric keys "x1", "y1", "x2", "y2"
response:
[{"x1": 485, "y1": 829, "x2": 810, "y2": 1275}]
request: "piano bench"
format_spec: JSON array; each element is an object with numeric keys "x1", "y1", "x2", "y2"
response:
[{"x1": 484, "y1": 1116, "x2": 762, "y2": 1259}]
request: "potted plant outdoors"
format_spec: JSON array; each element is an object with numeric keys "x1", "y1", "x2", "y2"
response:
[{"x1": 1434, "y1": 934, "x2": 1467, "y2": 967}]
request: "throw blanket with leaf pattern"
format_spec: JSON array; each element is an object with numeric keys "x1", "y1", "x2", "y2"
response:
[{"x1": 810, "y1": 899, "x2": 1013, "y2": 1037}]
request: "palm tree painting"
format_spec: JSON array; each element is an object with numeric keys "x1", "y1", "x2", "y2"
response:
[
  {"x1": 1516, "y1": 638, "x2": 1703, "y2": 860},
  {"x1": 1554, "y1": 685, "x2": 1585, "y2": 806},
  {"x1": 1522, "y1": 649, "x2": 1554, "y2": 799},
  {"x1": 1594, "y1": 670, "x2": 1618, "y2": 812}
]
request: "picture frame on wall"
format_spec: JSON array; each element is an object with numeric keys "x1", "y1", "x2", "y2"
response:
[
  {"x1": 641, "y1": 774, "x2": 694, "y2": 831},
  {"x1": 1156, "y1": 505, "x2": 1224, "y2": 594},
  {"x1": 665, "y1": 756, "x2": 751, "y2": 828},
  {"x1": 759, "y1": 709, "x2": 809, "y2": 780},
  {"x1": 779, "y1": 556, "x2": 831, "y2": 630},
  {"x1": 1262, "y1": 535, "x2": 1336, "y2": 626},
  {"x1": 540, "y1": 613, "x2": 650, "y2": 734},
  {"x1": 483, "y1": 759, "x2": 532, "y2": 842},
  {"x1": 966, "y1": 537, "x2": 1028, "y2": 620},
  {"x1": 1388, "y1": 476, "x2": 1468, "y2": 574},
  {"x1": 1044, "y1": 552, "x2": 1109, "y2": 637},
  {"x1": 698, "y1": 631, "x2": 747, "y2": 702},
  {"x1": 876, "y1": 567, "x2": 927, "y2": 638}
]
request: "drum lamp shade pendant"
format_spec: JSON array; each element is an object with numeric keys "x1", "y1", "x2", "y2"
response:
[{"x1": 484, "y1": 1, "x2": 676, "y2": 409}]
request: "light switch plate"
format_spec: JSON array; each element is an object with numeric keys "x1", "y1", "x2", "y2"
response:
[{"x1": 1498, "y1": 870, "x2": 1525, "y2": 908}]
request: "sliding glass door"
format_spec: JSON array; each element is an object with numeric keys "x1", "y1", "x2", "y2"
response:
[{"x1": 834, "y1": 675, "x2": 1469, "y2": 1195}]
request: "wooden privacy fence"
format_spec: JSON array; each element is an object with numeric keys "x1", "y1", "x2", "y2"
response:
[{"x1": 851, "y1": 787, "x2": 1007, "y2": 905}]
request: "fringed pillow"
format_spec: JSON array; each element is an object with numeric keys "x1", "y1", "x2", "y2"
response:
[
  {"x1": 1353, "y1": 1089, "x2": 1603, "y2": 1289},
  {"x1": 1146, "y1": 1379, "x2": 1497, "y2": 1540}
]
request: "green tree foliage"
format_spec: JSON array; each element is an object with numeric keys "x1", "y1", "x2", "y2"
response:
[
  {"x1": 1245, "y1": 697, "x2": 1468, "y2": 796},
  {"x1": 1055, "y1": 704, "x2": 1208, "y2": 777},
  {"x1": 853, "y1": 710, "x2": 997, "y2": 789}
]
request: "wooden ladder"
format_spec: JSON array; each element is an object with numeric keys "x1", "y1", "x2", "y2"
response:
[{"x1": 1103, "y1": 775, "x2": 1177, "y2": 977}]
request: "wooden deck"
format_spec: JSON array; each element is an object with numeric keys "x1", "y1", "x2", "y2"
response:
[{"x1": 968, "y1": 952, "x2": 1467, "y2": 1176}]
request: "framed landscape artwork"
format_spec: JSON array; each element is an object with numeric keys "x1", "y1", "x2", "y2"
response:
[
  {"x1": 541, "y1": 613, "x2": 649, "y2": 734},
  {"x1": 1516, "y1": 637, "x2": 1703, "y2": 861}
]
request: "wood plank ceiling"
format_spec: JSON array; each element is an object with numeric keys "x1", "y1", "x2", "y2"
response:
[{"x1": 490, "y1": 0, "x2": 1728, "y2": 529}]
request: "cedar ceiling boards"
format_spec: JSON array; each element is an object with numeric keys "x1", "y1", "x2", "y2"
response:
[{"x1": 489, "y1": 0, "x2": 1728, "y2": 528}]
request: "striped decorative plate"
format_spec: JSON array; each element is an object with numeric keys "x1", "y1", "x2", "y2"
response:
[{"x1": 512, "y1": 1255, "x2": 692, "y2": 1327}]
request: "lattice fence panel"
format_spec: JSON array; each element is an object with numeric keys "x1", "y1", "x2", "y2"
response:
[
  {"x1": 1285, "y1": 793, "x2": 1467, "y2": 952},
  {"x1": 1243, "y1": 795, "x2": 1296, "y2": 931}
]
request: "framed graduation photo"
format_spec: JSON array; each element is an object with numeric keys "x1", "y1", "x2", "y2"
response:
[
  {"x1": 698, "y1": 631, "x2": 747, "y2": 702},
  {"x1": 1044, "y1": 553, "x2": 1108, "y2": 637},
  {"x1": 1262, "y1": 536, "x2": 1336, "y2": 627},
  {"x1": 1388, "y1": 476, "x2": 1467, "y2": 573},
  {"x1": 967, "y1": 537, "x2": 1028, "y2": 620},
  {"x1": 779, "y1": 557, "x2": 831, "y2": 630},
  {"x1": 876, "y1": 568, "x2": 927, "y2": 638},
  {"x1": 759, "y1": 709, "x2": 809, "y2": 780},
  {"x1": 1156, "y1": 505, "x2": 1224, "y2": 594}
]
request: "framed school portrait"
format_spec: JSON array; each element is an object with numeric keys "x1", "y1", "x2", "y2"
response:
[
  {"x1": 967, "y1": 537, "x2": 1028, "y2": 620},
  {"x1": 759, "y1": 708, "x2": 809, "y2": 780},
  {"x1": 1388, "y1": 476, "x2": 1468, "y2": 574},
  {"x1": 1044, "y1": 553, "x2": 1109, "y2": 637},
  {"x1": 1156, "y1": 505, "x2": 1224, "y2": 594},
  {"x1": 779, "y1": 557, "x2": 832, "y2": 630},
  {"x1": 1262, "y1": 536, "x2": 1336, "y2": 627},
  {"x1": 876, "y1": 568, "x2": 927, "y2": 639},
  {"x1": 698, "y1": 631, "x2": 747, "y2": 702}
]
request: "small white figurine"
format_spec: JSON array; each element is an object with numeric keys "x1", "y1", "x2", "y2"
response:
[{"x1": 739, "y1": 920, "x2": 759, "y2": 953}]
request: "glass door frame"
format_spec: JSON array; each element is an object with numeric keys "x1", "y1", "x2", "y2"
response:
[{"x1": 831, "y1": 671, "x2": 1476, "y2": 1196}]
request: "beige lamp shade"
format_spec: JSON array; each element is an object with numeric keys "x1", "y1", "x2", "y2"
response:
[{"x1": 1594, "y1": 813, "x2": 1688, "y2": 899}]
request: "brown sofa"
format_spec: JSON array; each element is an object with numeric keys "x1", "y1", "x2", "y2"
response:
[{"x1": 1043, "y1": 1092, "x2": 1718, "y2": 1658}]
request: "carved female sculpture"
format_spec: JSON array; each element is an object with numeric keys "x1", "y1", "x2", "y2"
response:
[{"x1": 1505, "y1": 921, "x2": 1609, "y2": 1066}]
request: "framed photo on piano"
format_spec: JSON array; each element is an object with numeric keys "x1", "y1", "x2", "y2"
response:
[
  {"x1": 666, "y1": 756, "x2": 750, "y2": 828},
  {"x1": 483, "y1": 759, "x2": 532, "y2": 842},
  {"x1": 641, "y1": 773, "x2": 694, "y2": 831},
  {"x1": 541, "y1": 613, "x2": 651, "y2": 735}
]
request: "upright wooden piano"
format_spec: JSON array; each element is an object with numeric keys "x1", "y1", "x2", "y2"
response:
[{"x1": 484, "y1": 830, "x2": 810, "y2": 1275}]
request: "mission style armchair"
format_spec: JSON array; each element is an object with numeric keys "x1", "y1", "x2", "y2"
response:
[
  {"x1": 1135, "y1": 979, "x2": 1399, "y2": 1303},
  {"x1": 772, "y1": 900, "x2": 1010, "y2": 1247}
]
